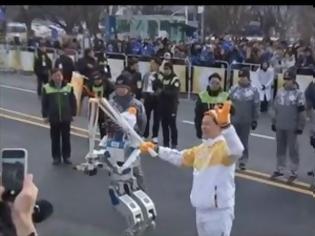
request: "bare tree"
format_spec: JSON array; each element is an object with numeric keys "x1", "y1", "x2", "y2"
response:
[
  {"x1": 296, "y1": 6, "x2": 315, "y2": 44},
  {"x1": 204, "y1": 6, "x2": 251, "y2": 35},
  {"x1": 82, "y1": 6, "x2": 105, "y2": 36}
]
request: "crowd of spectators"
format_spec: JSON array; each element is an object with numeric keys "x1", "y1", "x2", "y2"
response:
[
  {"x1": 92, "y1": 35, "x2": 315, "y2": 72},
  {"x1": 22, "y1": 32, "x2": 315, "y2": 72}
]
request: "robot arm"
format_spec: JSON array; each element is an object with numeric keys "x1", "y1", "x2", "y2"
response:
[
  {"x1": 97, "y1": 97, "x2": 158, "y2": 157},
  {"x1": 87, "y1": 98, "x2": 100, "y2": 157},
  {"x1": 77, "y1": 97, "x2": 157, "y2": 176}
]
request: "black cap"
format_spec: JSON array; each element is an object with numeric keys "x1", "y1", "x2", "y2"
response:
[
  {"x1": 115, "y1": 74, "x2": 131, "y2": 89},
  {"x1": 128, "y1": 57, "x2": 139, "y2": 67},
  {"x1": 208, "y1": 73, "x2": 222, "y2": 82},
  {"x1": 91, "y1": 70, "x2": 103, "y2": 82},
  {"x1": 151, "y1": 57, "x2": 162, "y2": 66},
  {"x1": 283, "y1": 67, "x2": 296, "y2": 80},
  {"x1": 163, "y1": 62, "x2": 173, "y2": 70},
  {"x1": 238, "y1": 68, "x2": 250, "y2": 79}
]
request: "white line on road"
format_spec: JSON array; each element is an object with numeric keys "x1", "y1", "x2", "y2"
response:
[
  {"x1": 182, "y1": 120, "x2": 275, "y2": 140},
  {"x1": 1, "y1": 113, "x2": 313, "y2": 196},
  {"x1": 182, "y1": 120, "x2": 195, "y2": 125},
  {"x1": 0, "y1": 84, "x2": 36, "y2": 94},
  {"x1": 0, "y1": 84, "x2": 276, "y2": 140},
  {"x1": 250, "y1": 133, "x2": 275, "y2": 140}
]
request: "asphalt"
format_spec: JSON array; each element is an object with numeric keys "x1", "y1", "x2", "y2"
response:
[{"x1": 0, "y1": 72, "x2": 315, "y2": 236}]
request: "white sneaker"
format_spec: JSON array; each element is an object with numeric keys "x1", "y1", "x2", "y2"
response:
[{"x1": 152, "y1": 137, "x2": 158, "y2": 144}]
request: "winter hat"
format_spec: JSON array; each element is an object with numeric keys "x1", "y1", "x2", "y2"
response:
[
  {"x1": 115, "y1": 74, "x2": 132, "y2": 89},
  {"x1": 238, "y1": 68, "x2": 250, "y2": 80},
  {"x1": 91, "y1": 70, "x2": 103, "y2": 82},
  {"x1": 208, "y1": 73, "x2": 222, "y2": 82},
  {"x1": 283, "y1": 67, "x2": 297, "y2": 80}
]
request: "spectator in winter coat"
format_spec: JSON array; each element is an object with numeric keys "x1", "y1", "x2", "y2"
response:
[
  {"x1": 33, "y1": 43, "x2": 52, "y2": 96},
  {"x1": 254, "y1": 62, "x2": 275, "y2": 112},
  {"x1": 54, "y1": 47, "x2": 75, "y2": 83}
]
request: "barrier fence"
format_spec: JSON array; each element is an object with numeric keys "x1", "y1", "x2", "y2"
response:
[{"x1": 0, "y1": 45, "x2": 314, "y2": 95}]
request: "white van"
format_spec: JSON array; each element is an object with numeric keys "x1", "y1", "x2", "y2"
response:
[{"x1": 6, "y1": 22, "x2": 28, "y2": 44}]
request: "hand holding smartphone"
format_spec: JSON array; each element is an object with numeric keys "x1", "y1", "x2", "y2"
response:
[{"x1": 1, "y1": 148, "x2": 28, "y2": 202}]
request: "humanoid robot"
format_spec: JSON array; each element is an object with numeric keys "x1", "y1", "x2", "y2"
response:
[{"x1": 75, "y1": 98, "x2": 157, "y2": 236}]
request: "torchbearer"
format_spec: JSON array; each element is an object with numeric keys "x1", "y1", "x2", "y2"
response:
[{"x1": 140, "y1": 101, "x2": 244, "y2": 236}]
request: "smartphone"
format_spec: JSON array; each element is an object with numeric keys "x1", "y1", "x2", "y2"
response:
[{"x1": 1, "y1": 148, "x2": 28, "y2": 200}]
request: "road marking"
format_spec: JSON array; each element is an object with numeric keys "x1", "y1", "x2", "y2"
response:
[
  {"x1": 0, "y1": 84, "x2": 193, "y2": 102},
  {"x1": 0, "y1": 112, "x2": 313, "y2": 197},
  {"x1": 236, "y1": 172, "x2": 313, "y2": 197},
  {"x1": 182, "y1": 120, "x2": 275, "y2": 140},
  {"x1": 244, "y1": 169, "x2": 310, "y2": 188},
  {"x1": 249, "y1": 133, "x2": 275, "y2": 140},
  {"x1": 0, "y1": 84, "x2": 282, "y2": 141},
  {"x1": 0, "y1": 113, "x2": 90, "y2": 139},
  {"x1": 0, "y1": 84, "x2": 37, "y2": 94},
  {"x1": 182, "y1": 120, "x2": 195, "y2": 125},
  {"x1": 0, "y1": 107, "x2": 90, "y2": 134}
]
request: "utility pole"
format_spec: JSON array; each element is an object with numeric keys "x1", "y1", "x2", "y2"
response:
[
  {"x1": 198, "y1": 6, "x2": 205, "y2": 41},
  {"x1": 185, "y1": 6, "x2": 188, "y2": 24}
]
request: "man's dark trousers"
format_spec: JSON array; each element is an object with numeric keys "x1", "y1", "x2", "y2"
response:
[{"x1": 50, "y1": 122, "x2": 71, "y2": 161}]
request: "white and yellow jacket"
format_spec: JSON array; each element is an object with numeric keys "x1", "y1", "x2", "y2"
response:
[{"x1": 158, "y1": 125, "x2": 244, "y2": 210}]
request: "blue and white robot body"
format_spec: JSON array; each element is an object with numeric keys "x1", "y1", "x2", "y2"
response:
[
  {"x1": 99, "y1": 137, "x2": 140, "y2": 174},
  {"x1": 76, "y1": 98, "x2": 157, "y2": 236}
]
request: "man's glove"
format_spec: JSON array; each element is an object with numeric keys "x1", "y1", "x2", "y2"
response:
[
  {"x1": 261, "y1": 85, "x2": 266, "y2": 90},
  {"x1": 251, "y1": 121, "x2": 257, "y2": 130},
  {"x1": 295, "y1": 129, "x2": 303, "y2": 135},
  {"x1": 310, "y1": 136, "x2": 315, "y2": 148},
  {"x1": 213, "y1": 101, "x2": 232, "y2": 128},
  {"x1": 139, "y1": 142, "x2": 157, "y2": 154},
  {"x1": 271, "y1": 124, "x2": 276, "y2": 132}
]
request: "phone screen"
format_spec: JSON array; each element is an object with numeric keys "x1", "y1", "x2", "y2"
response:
[{"x1": 1, "y1": 149, "x2": 26, "y2": 195}]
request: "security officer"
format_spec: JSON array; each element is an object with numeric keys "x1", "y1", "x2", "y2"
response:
[
  {"x1": 105, "y1": 74, "x2": 147, "y2": 190},
  {"x1": 229, "y1": 68, "x2": 260, "y2": 170},
  {"x1": 271, "y1": 67, "x2": 306, "y2": 182},
  {"x1": 42, "y1": 69, "x2": 77, "y2": 165},
  {"x1": 142, "y1": 57, "x2": 163, "y2": 143},
  {"x1": 121, "y1": 57, "x2": 142, "y2": 100},
  {"x1": 96, "y1": 52, "x2": 112, "y2": 81},
  {"x1": 34, "y1": 43, "x2": 52, "y2": 96},
  {"x1": 305, "y1": 71, "x2": 315, "y2": 189},
  {"x1": 87, "y1": 70, "x2": 115, "y2": 138},
  {"x1": 158, "y1": 62, "x2": 180, "y2": 148},
  {"x1": 76, "y1": 48, "x2": 98, "y2": 101},
  {"x1": 194, "y1": 73, "x2": 229, "y2": 139},
  {"x1": 54, "y1": 46, "x2": 75, "y2": 83},
  {"x1": 76, "y1": 48, "x2": 97, "y2": 81},
  {"x1": 93, "y1": 33, "x2": 106, "y2": 55}
]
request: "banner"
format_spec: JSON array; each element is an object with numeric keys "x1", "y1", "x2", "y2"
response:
[
  {"x1": 8, "y1": 49, "x2": 22, "y2": 71},
  {"x1": 138, "y1": 61, "x2": 150, "y2": 78},
  {"x1": 192, "y1": 66, "x2": 226, "y2": 94},
  {"x1": 0, "y1": 47, "x2": 8, "y2": 70},
  {"x1": 70, "y1": 72, "x2": 85, "y2": 116},
  {"x1": 20, "y1": 51, "x2": 34, "y2": 72},
  {"x1": 107, "y1": 58, "x2": 125, "y2": 81},
  {"x1": 173, "y1": 64, "x2": 187, "y2": 93}
]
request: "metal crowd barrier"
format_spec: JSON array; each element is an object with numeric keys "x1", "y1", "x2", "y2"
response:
[{"x1": 0, "y1": 45, "x2": 314, "y2": 95}]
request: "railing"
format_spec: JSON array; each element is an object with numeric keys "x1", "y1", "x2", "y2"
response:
[{"x1": 0, "y1": 44, "x2": 314, "y2": 94}]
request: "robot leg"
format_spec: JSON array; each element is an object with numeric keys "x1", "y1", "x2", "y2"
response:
[
  {"x1": 108, "y1": 185, "x2": 144, "y2": 236},
  {"x1": 130, "y1": 190, "x2": 157, "y2": 232}
]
